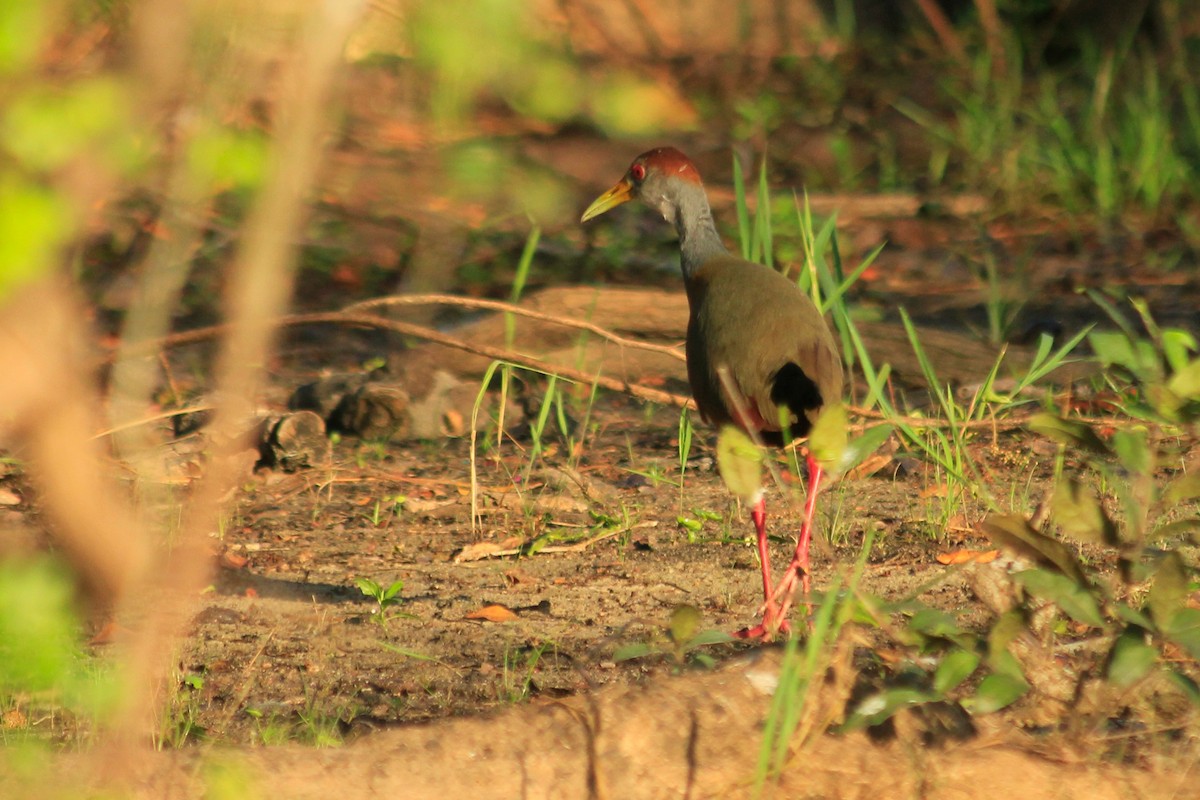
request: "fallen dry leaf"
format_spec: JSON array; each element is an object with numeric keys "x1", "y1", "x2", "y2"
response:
[
  {"x1": 465, "y1": 604, "x2": 518, "y2": 623},
  {"x1": 936, "y1": 548, "x2": 1000, "y2": 565},
  {"x1": 220, "y1": 551, "x2": 249, "y2": 570},
  {"x1": 454, "y1": 542, "x2": 505, "y2": 562},
  {"x1": 846, "y1": 452, "x2": 893, "y2": 480},
  {"x1": 920, "y1": 484, "x2": 949, "y2": 499}
]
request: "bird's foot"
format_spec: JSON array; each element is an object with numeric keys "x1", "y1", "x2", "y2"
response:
[
  {"x1": 770, "y1": 564, "x2": 811, "y2": 624},
  {"x1": 733, "y1": 603, "x2": 792, "y2": 642}
]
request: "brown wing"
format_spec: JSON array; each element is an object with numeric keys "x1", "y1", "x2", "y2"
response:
[{"x1": 685, "y1": 255, "x2": 842, "y2": 444}]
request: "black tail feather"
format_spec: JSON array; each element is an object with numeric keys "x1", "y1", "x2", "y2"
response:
[{"x1": 768, "y1": 362, "x2": 824, "y2": 439}]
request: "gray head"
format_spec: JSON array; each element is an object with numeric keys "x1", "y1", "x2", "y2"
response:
[{"x1": 580, "y1": 147, "x2": 706, "y2": 225}]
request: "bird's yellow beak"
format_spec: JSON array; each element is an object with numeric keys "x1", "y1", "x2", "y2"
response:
[{"x1": 580, "y1": 178, "x2": 634, "y2": 223}]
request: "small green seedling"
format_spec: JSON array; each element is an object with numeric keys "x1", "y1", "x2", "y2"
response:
[
  {"x1": 613, "y1": 605, "x2": 735, "y2": 668},
  {"x1": 355, "y1": 577, "x2": 407, "y2": 625}
]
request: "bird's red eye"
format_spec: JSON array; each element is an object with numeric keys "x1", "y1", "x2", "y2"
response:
[{"x1": 630, "y1": 163, "x2": 646, "y2": 182}]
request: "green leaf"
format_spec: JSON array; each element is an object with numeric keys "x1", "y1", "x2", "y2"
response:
[
  {"x1": 1051, "y1": 478, "x2": 1118, "y2": 546},
  {"x1": 668, "y1": 604, "x2": 702, "y2": 645},
  {"x1": 934, "y1": 648, "x2": 981, "y2": 695},
  {"x1": 613, "y1": 643, "x2": 656, "y2": 662},
  {"x1": 1167, "y1": 358, "x2": 1200, "y2": 403},
  {"x1": 808, "y1": 402, "x2": 848, "y2": 474},
  {"x1": 1147, "y1": 552, "x2": 1188, "y2": 629},
  {"x1": 842, "y1": 687, "x2": 935, "y2": 730},
  {"x1": 0, "y1": 176, "x2": 72, "y2": 300},
  {"x1": 0, "y1": 4, "x2": 45, "y2": 72},
  {"x1": 1162, "y1": 608, "x2": 1200, "y2": 660},
  {"x1": 1107, "y1": 627, "x2": 1157, "y2": 687},
  {"x1": 986, "y1": 611, "x2": 1029, "y2": 678},
  {"x1": 980, "y1": 514, "x2": 1090, "y2": 586},
  {"x1": 963, "y1": 673, "x2": 1028, "y2": 715},
  {"x1": 1110, "y1": 429, "x2": 1153, "y2": 476},
  {"x1": 907, "y1": 608, "x2": 965, "y2": 639},
  {"x1": 1162, "y1": 330, "x2": 1198, "y2": 373},
  {"x1": 186, "y1": 124, "x2": 269, "y2": 193},
  {"x1": 1114, "y1": 602, "x2": 1155, "y2": 630},
  {"x1": 715, "y1": 426, "x2": 763, "y2": 502},
  {"x1": 0, "y1": 558, "x2": 83, "y2": 693},
  {"x1": 1163, "y1": 474, "x2": 1200, "y2": 505},
  {"x1": 1088, "y1": 330, "x2": 1159, "y2": 381},
  {"x1": 1166, "y1": 670, "x2": 1200, "y2": 706},
  {"x1": 841, "y1": 423, "x2": 893, "y2": 474},
  {"x1": 1148, "y1": 518, "x2": 1200, "y2": 544},
  {"x1": 1016, "y1": 568, "x2": 1105, "y2": 628},
  {"x1": 1027, "y1": 412, "x2": 1112, "y2": 457},
  {"x1": 355, "y1": 578, "x2": 381, "y2": 599},
  {"x1": 687, "y1": 629, "x2": 738, "y2": 647}
]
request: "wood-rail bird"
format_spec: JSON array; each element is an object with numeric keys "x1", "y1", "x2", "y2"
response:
[{"x1": 581, "y1": 147, "x2": 844, "y2": 640}]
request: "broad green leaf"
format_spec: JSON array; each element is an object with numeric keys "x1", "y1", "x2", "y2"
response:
[
  {"x1": 987, "y1": 611, "x2": 1027, "y2": 667},
  {"x1": 1088, "y1": 330, "x2": 1160, "y2": 380},
  {"x1": 907, "y1": 608, "x2": 964, "y2": 639},
  {"x1": 1016, "y1": 568, "x2": 1105, "y2": 628},
  {"x1": 1163, "y1": 608, "x2": 1200, "y2": 661},
  {"x1": 0, "y1": 177, "x2": 72, "y2": 300},
  {"x1": 1164, "y1": 474, "x2": 1200, "y2": 505},
  {"x1": 186, "y1": 124, "x2": 269, "y2": 194},
  {"x1": 980, "y1": 514, "x2": 1089, "y2": 585},
  {"x1": 842, "y1": 687, "x2": 934, "y2": 729},
  {"x1": 1114, "y1": 602, "x2": 1156, "y2": 630},
  {"x1": 1051, "y1": 478, "x2": 1118, "y2": 546},
  {"x1": 1162, "y1": 330, "x2": 1199, "y2": 373},
  {"x1": 808, "y1": 402, "x2": 848, "y2": 473},
  {"x1": 841, "y1": 423, "x2": 893, "y2": 474},
  {"x1": 963, "y1": 673, "x2": 1028, "y2": 714},
  {"x1": 1111, "y1": 428, "x2": 1153, "y2": 476},
  {"x1": 0, "y1": 4, "x2": 44, "y2": 72},
  {"x1": 934, "y1": 648, "x2": 981, "y2": 695},
  {"x1": 1107, "y1": 627, "x2": 1157, "y2": 687},
  {"x1": 1166, "y1": 670, "x2": 1200, "y2": 706},
  {"x1": 715, "y1": 426, "x2": 763, "y2": 502},
  {"x1": 990, "y1": 650, "x2": 1027, "y2": 683},
  {"x1": 613, "y1": 643, "x2": 656, "y2": 662},
  {"x1": 1167, "y1": 358, "x2": 1200, "y2": 402},
  {"x1": 1148, "y1": 518, "x2": 1200, "y2": 544},
  {"x1": 688, "y1": 629, "x2": 737, "y2": 647},
  {"x1": 0, "y1": 558, "x2": 82, "y2": 693},
  {"x1": 1027, "y1": 412, "x2": 1111, "y2": 457},
  {"x1": 668, "y1": 604, "x2": 702, "y2": 645},
  {"x1": 3, "y1": 79, "x2": 140, "y2": 173},
  {"x1": 1147, "y1": 552, "x2": 1188, "y2": 629}
]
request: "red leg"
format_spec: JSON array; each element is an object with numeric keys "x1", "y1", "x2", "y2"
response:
[
  {"x1": 733, "y1": 495, "x2": 790, "y2": 641},
  {"x1": 772, "y1": 454, "x2": 824, "y2": 621}
]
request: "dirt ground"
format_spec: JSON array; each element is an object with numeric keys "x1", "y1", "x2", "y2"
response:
[{"x1": 14, "y1": 57, "x2": 1200, "y2": 799}]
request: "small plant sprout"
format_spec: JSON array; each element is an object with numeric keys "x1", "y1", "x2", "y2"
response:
[
  {"x1": 677, "y1": 406, "x2": 694, "y2": 510},
  {"x1": 614, "y1": 605, "x2": 735, "y2": 668},
  {"x1": 355, "y1": 577, "x2": 407, "y2": 625}
]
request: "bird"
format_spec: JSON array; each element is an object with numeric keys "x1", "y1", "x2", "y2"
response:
[{"x1": 581, "y1": 147, "x2": 844, "y2": 640}]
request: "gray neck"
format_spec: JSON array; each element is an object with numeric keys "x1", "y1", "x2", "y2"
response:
[{"x1": 671, "y1": 182, "x2": 728, "y2": 279}]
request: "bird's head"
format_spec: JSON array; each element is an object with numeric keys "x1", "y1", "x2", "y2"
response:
[{"x1": 580, "y1": 147, "x2": 704, "y2": 225}]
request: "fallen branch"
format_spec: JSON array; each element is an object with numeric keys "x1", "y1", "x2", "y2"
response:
[
  {"x1": 346, "y1": 293, "x2": 687, "y2": 363},
  {"x1": 109, "y1": 309, "x2": 694, "y2": 411},
  {"x1": 455, "y1": 520, "x2": 658, "y2": 561}
]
